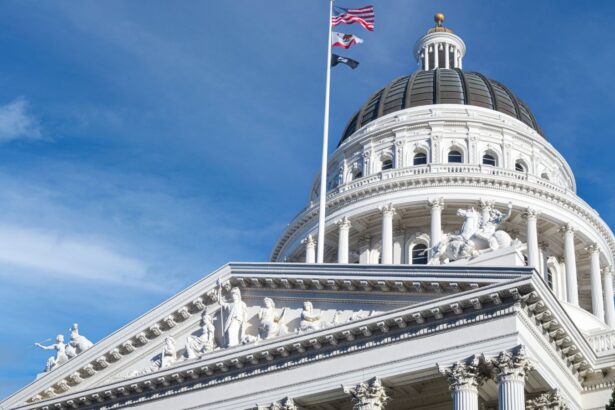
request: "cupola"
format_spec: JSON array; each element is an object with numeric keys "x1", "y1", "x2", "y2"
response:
[{"x1": 413, "y1": 13, "x2": 466, "y2": 70}]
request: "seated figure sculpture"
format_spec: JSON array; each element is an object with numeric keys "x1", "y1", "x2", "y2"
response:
[
  {"x1": 185, "y1": 313, "x2": 216, "y2": 359},
  {"x1": 258, "y1": 297, "x2": 288, "y2": 339},
  {"x1": 299, "y1": 301, "x2": 321, "y2": 332}
]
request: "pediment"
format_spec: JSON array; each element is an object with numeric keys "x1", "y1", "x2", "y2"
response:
[{"x1": 1, "y1": 263, "x2": 534, "y2": 408}]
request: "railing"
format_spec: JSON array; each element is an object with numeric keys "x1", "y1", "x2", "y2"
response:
[
  {"x1": 587, "y1": 329, "x2": 615, "y2": 354},
  {"x1": 328, "y1": 163, "x2": 569, "y2": 199}
]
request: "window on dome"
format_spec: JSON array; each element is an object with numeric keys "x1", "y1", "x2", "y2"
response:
[
  {"x1": 515, "y1": 161, "x2": 526, "y2": 172},
  {"x1": 351, "y1": 167, "x2": 362, "y2": 181},
  {"x1": 413, "y1": 152, "x2": 427, "y2": 165},
  {"x1": 411, "y1": 244, "x2": 428, "y2": 265},
  {"x1": 448, "y1": 150, "x2": 463, "y2": 163},
  {"x1": 482, "y1": 153, "x2": 497, "y2": 166},
  {"x1": 381, "y1": 158, "x2": 393, "y2": 171}
]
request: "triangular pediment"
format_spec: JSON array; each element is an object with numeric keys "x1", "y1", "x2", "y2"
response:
[{"x1": 1, "y1": 263, "x2": 534, "y2": 408}]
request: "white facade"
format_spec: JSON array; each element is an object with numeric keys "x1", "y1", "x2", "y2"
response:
[{"x1": 3, "y1": 14, "x2": 615, "y2": 410}]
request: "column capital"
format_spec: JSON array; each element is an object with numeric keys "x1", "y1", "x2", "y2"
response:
[
  {"x1": 603, "y1": 265, "x2": 614, "y2": 276},
  {"x1": 585, "y1": 242, "x2": 600, "y2": 255},
  {"x1": 343, "y1": 377, "x2": 388, "y2": 410},
  {"x1": 525, "y1": 389, "x2": 568, "y2": 410},
  {"x1": 428, "y1": 197, "x2": 444, "y2": 209},
  {"x1": 302, "y1": 234, "x2": 316, "y2": 247},
  {"x1": 559, "y1": 223, "x2": 575, "y2": 234},
  {"x1": 440, "y1": 357, "x2": 485, "y2": 391},
  {"x1": 491, "y1": 346, "x2": 533, "y2": 382},
  {"x1": 336, "y1": 216, "x2": 352, "y2": 231},
  {"x1": 379, "y1": 203, "x2": 396, "y2": 218},
  {"x1": 523, "y1": 207, "x2": 539, "y2": 219}
]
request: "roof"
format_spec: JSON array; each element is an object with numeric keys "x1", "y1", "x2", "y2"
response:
[{"x1": 339, "y1": 68, "x2": 544, "y2": 146}]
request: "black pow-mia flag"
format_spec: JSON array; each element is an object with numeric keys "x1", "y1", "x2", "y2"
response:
[{"x1": 331, "y1": 53, "x2": 359, "y2": 69}]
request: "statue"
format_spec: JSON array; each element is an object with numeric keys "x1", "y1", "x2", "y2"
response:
[
  {"x1": 218, "y1": 286, "x2": 248, "y2": 347},
  {"x1": 258, "y1": 298, "x2": 288, "y2": 339},
  {"x1": 35, "y1": 335, "x2": 70, "y2": 372},
  {"x1": 160, "y1": 337, "x2": 177, "y2": 369},
  {"x1": 429, "y1": 202, "x2": 513, "y2": 263},
  {"x1": 66, "y1": 323, "x2": 93, "y2": 358},
  {"x1": 299, "y1": 301, "x2": 322, "y2": 332},
  {"x1": 185, "y1": 313, "x2": 216, "y2": 359}
]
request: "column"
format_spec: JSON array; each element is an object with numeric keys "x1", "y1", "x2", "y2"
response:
[
  {"x1": 303, "y1": 235, "x2": 316, "y2": 263},
  {"x1": 445, "y1": 43, "x2": 450, "y2": 68},
  {"x1": 587, "y1": 244, "x2": 605, "y2": 321},
  {"x1": 524, "y1": 208, "x2": 539, "y2": 269},
  {"x1": 337, "y1": 217, "x2": 352, "y2": 264},
  {"x1": 603, "y1": 266, "x2": 615, "y2": 328},
  {"x1": 492, "y1": 347, "x2": 532, "y2": 410},
  {"x1": 433, "y1": 43, "x2": 439, "y2": 68},
  {"x1": 561, "y1": 223, "x2": 579, "y2": 305},
  {"x1": 429, "y1": 198, "x2": 444, "y2": 263},
  {"x1": 343, "y1": 378, "x2": 388, "y2": 410},
  {"x1": 379, "y1": 203, "x2": 395, "y2": 264},
  {"x1": 441, "y1": 360, "x2": 482, "y2": 410},
  {"x1": 424, "y1": 46, "x2": 430, "y2": 70}
]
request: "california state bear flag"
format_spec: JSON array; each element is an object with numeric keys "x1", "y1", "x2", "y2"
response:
[{"x1": 331, "y1": 32, "x2": 364, "y2": 49}]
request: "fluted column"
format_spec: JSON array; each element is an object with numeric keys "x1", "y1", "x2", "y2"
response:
[
  {"x1": 587, "y1": 243, "x2": 605, "y2": 321},
  {"x1": 424, "y1": 46, "x2": 430, "y2": 70},
  {"x1": 524, "y1": 208, "x2": 539, "y2": 269},
  {"x1": 603, "y1": 266, "x2": 615, "y2": 328},
  {"x1": 561, "y1": 224, "x2": 579, "y2": 305},
  {"x1": 429, "y1": 198, "x2": 444, "y2": 263},
  {"x1": 379, "y1": 204, "x2": 395, "y2": 264},
  {"x1": 303, "y1": 235, "x2": 316, "y2": 263},
  {"x1": 343, "y1": 377, "x2": 388, "y2": 410},
  {"x1": 492, "y1": 347, "x2": 533, "y2": 410},
  {"x1": 441, "y1": 359, "x2": 483, "y2": 410},
  {"x1": 337, "y1": 217, "x2": 352, "y2": 264}
]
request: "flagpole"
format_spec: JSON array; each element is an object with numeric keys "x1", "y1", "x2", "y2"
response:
[{"x1": 316, "y1": 0, "x2": 334, "y2": 264}]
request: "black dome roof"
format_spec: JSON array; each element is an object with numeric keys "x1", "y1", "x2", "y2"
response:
[{"x1": 339, "y1": 68, "x2": 544, "y2": 145}]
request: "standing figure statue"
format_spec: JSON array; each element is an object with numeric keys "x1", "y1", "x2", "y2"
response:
[
  {"x1": 258, "y1": 297, "x2": 287, "y2": 339},
  {"x1": 219, "y1": 287, "x2": 248, "y2": 347},
  {"x1": 66, "y1": 323, "x2": 93, "y2": 358},
  {"x1": 185, "y1": 313, "x2": 216, "y2": 359},
  {"x1": 299, "y1": 301, "x2": 322, "y2": 332},
  {"x1": 160, "y1": 336, "x2": 177, "y2": 369},
  {"x1": 35, "y1": 335, "x2": 70, "y2": 372}
]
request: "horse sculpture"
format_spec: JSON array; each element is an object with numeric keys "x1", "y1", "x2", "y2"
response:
[{"x1": 429, "y1": 202, "x2": 513, "y2": 263}]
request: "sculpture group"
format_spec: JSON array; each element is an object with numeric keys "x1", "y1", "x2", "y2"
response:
[
  {"x1": 430, "y1": 202, "x2": 513, "y2": 263},
  {"x1": 34, "y1": 323, "x2": 93, "y2": 372}
]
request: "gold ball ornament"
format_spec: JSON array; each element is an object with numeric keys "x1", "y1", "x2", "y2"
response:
[{"x1": 434, "y1": 13, "x2": 445, "y2": 25}]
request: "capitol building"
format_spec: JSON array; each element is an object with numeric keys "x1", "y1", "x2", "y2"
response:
[{"x1": 3, "y1": 14, "x2": 615, "y2": 410}]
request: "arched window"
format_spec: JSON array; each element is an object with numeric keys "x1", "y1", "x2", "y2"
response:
[
  {"x1": 413, "y1": 152, "x2": 427, "y2": 165},
  {"x1": 448, "y1": 150, "x2": 463, "y2": 163},
  {"x1": 351, "y1": 166, "x2": 362, "y2": 181},
  {"x1": 411, "y1": 244, "x2": 428, "y2": 265},
  {"x1": 381, "y1": 158, "x2": 393, "y2": 170},
  {"x1": 515, "y1": 161, "x2": 526, "y2": 172},
  {"x1": 482, "y1": 153, "x2": 497, "y2": 166}
]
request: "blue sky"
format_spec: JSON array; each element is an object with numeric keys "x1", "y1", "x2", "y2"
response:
[{"x1": 1, "y1": 0, "x2": 614, "y2": 399}]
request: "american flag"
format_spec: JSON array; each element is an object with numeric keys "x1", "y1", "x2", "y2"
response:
[{"x1": 331, "y1": 6, "x2": 375, "y2": 31}]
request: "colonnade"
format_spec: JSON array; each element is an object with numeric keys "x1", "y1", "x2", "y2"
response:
[
  {"x1": 420, "y1": 42, "x2": 462, "y2": 70},
  {"x1": 302, "y1": 199, "x2": 615, "y2": 327}
]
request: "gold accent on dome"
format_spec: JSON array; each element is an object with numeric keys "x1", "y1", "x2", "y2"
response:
[{"x1": 427, "y1": 12, "x2": 453, "y2": 34}]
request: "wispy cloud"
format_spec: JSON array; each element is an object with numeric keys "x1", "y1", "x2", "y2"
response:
[
  {"x1": 0, "y1": 98, "x2": 41, "y2": 142},
  {"x1": 0, "y1": 225, "x2": 148, "y2": 284}
]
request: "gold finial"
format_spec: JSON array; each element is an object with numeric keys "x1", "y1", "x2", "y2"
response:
[{"x1": 434, "y1": 13, "x2": 445, "y2": 27}]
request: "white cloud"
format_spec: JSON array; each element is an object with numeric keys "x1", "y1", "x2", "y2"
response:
[
  {"x1": 0, "y1": 98, "x2": 41, "y2": 142},
  {"x1": 0, "y1": 225, "x2": 148, "y2": 284}
]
